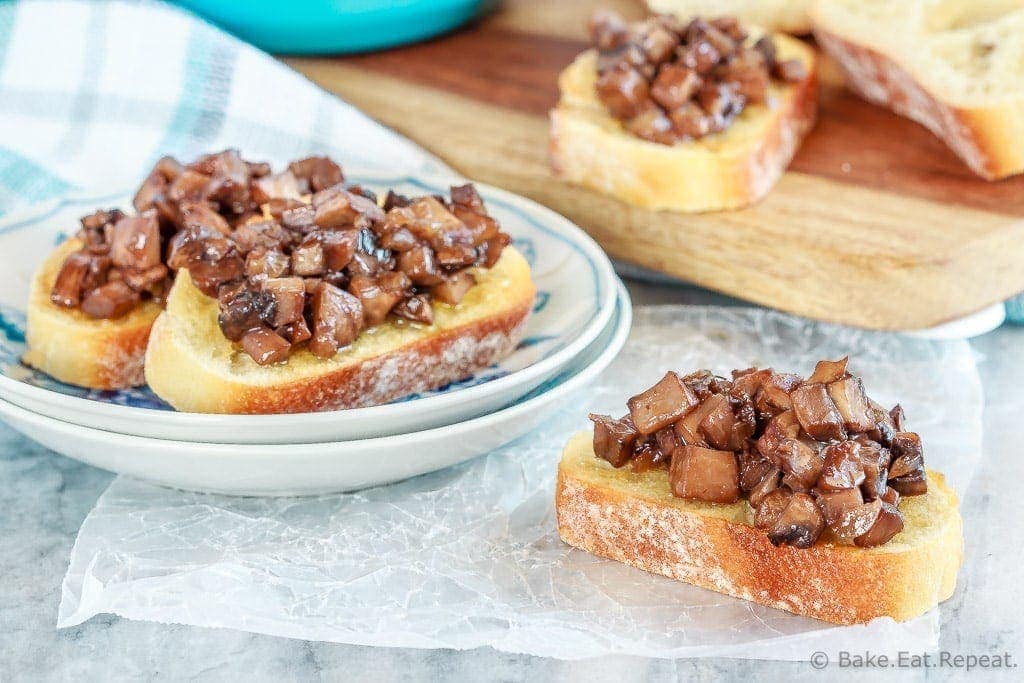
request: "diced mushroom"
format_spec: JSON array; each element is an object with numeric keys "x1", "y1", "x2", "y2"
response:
[
  {"x1": 50, "y1": 252, "x2": 93, "y2": 307},
  {"x1": 245, "y1": 247, "x2": 290, "y2": 280},
  {"x1": 309, "y1": 282, "x2": 363, "y2": 357},
  {"x1": 890, "y1": 404, "x2": 906, "y2": 432},
  {"x1": 889, "y1": 432, "x2": 924, "y2": 479},
  {"x1": 776, "y1": 438, "x2": 825, "y2": 491},
  {"x1": 767, "y1": 493, "x2": 825, "y2": 549},
  {"x1": 867, "y1": 399, "x2": 897, "y2": 445},
  {"x1": 280, "y1": 204, "x2": 316, "y2": 232},
  {"x1": 596, "y1": 63, "x2": 650, "y2": 120},
  {"x1": 380, "y1": 226, "x2": 418, "y2": 251},
  {"x1": 120, "y1": 264, "x2": 169, "y2": 292},
  {"x1": 669, "y1": 445, "x2": 740, "y2": 504},
  {"x1": 262, "y1": 277, "x2": 306, "y2": 327},
  {"x1": 827, "y1": 376, "x2": 875, "y2": 433},
  {"x1": 748, "y1": 467, "x2": 781, "y2": 507},
  {"x1": 398, "y1": 245, "x2": 445, "y2": 286},
  {"x1": 231, "y1": 219, "x2": 292, "y2": 254},
  {"x1": 677, "y1": 39, "x2": 721, "y2": 75},
  {"x1": 277, "y1": 317, "x2": 312, "y2": 345},
  {"x1": 431, "y1": 271, "x2": 476, "y2": 306},
  {"x1": 631, "y1": 438, "x2": 670, "y2": 473},
  {"x1": 348, "y1": 275, "x2": 404, "y2": 326},
  {"x1": 807, "y1": 357, "x2": 849, "y2": 384},
  {"x1": 80, "y1": 280, "x2": 139, "y2": 319},
  {"x1": 681, "y1": 369, "x2": 732, "y2": 401},
  {"x1": 669, "y1": 102, "x2": 713, "y2": 139},
  {"x1": 889, "y1": 471, "x2": 928, "y2": 496},
  {"x1": 178, "y1": 201, "x2": 231, "y2": 236},
  {"x1": 313, "y1": 187, "x2": 384, "y2": 228},
  {"x1": 790, "y1": 383, "x2": 847, "y2": 442},
  {"x1": 754, "y1": 372, "x2": 802, "y2": 418},
  {"x1": 755, "y1": 409, "x2": 800, "y2": 465},
  {"x1": 716, "y1": 48, "x2": 768, "y2": 104},
  {"x1": 217, "y1": 288, "x2": 277, "y2": 341},
  {"x1": 627, "y1": 371, "x2": 700, "y2": 435},
  {"x1": 109, "y1": 213, "x2": 161, "y2": 270},
  {"x1": 240, "y1": 326, "x2": 291, "y2": 365},
  {"x1": 391, "y1": 295, "x2": 434, "y2": 325},
  {"x1": 881, "y1": 486, "x2": 900, "y2": 506},
  {"x1": 753, "y1": 488, "x2": 792, "y2": 529},
  {"x1": 626, "y1": 103, "x2": 677, "y2": 145},
  {"x1": 697, "y1": 393, "x2": 736, "y2": 449},
  {"x1": 650, "y1": 63, "x2": 701, "y2": 111},
  {"x1": 587, "y1": 8, "x2": 629, "y2": 50},
  {"x1": 654, "y1": 425, "x2": 682, "y2": 459},
  {"x1": 816, "y1": 489, "x2": 881, "y2": 544},
  {"x1": 288, "y1": 156, "x2": 344, "y2": 192},
  {"x1": 737, "y1": 447, "x2": 774, "y2": 492},
  {"x1": 729, "y1": 367, "x2": 771, "y2": 400},
  {"x1": 168, "y1": 168, "x2": 212, "y2": 204},
  {"x1": 320, "y1": 230, "x2": 359, "y2": 271},
  {"x1": 435, "y1": 243, "x2": 478, "y2": 268},
  {"x1": 817, "y1": 440, "x2": 866, "y2": 491},
  {"x1": 854, "y1": 502, "x2": 904, "y2": 547},
  {"x1": 290, "y1": 237, "x2": 326, "y2": 276},
  {"x1": 590, "y1": 413, "x2": 639, "y2": 467}
]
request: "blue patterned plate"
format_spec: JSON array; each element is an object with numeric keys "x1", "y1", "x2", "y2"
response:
[{"x1": 0, "y1": 172, "x2": 619, "y2": 443}]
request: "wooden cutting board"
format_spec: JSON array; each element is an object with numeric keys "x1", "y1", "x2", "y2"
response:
[{"x1": 285, "y1": 0, "x2": 1024, "y2": 330}]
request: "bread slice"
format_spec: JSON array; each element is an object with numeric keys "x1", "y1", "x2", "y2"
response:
[
  {"x1": 645, "y1": 0, "x2": 813, "y2": 34},
  {"x1": 144, "y1": 246, "x2": 535, "y2": 413},
  {"x1": 813, "y1": 0, "x2": 1024, "y2": 180},
  {"x1": 549, "y1": 33, "x2": 817, "y2": 213},
  {"x1": 22, "y1": 239, "x2": 160, "y2": 389},
  {"x1": 556, "y1": 431, "x2": 963, "y2": 625}
]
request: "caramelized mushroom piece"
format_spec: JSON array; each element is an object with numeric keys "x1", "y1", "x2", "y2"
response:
[
  {"x1": 631, "y1": 438, "x2": 670, "y2": 473},
  {"x1": 767, "y1": 493, "x2": 825, "y2": 549},
  {"x1": 244, "y1": 247, "x2": 290, "y2": 280},
  {"x1": 431, "y1": 270, "x2": 476, "y2": 306},
  {"x1": 697, "y1": 393, "x2": 736, "y2": 449},
  {"x1": 817, "y1": 440, "x2": 866, "y2": 492},
  {"x1": 790, "y1": 383, "x2": 847, "y2": 442},
  {"x1": 755, "y1": 409, "x2": 801, "y2": 465},
  {"x1": 827, "y1": 376, "x2": 875, "y2": 433},
  {"x1": 748, "y1": 467, "x2": 782, "y2": 507},
  {"x1": 261, "y1": 277, "x2": 305, "y2": 327},
  {"x1": 320, "y1": 230, "x2": 359, "y2": 271},
  {"x1": 650, "y1": 63, "x2": 702, "y2": 110},
  {"x1": 737, "y1": 447, "x2": 774, "y2": 492},
  {"x1": 889, "y1": 432, "x2": 924, "y2": 479},
  {"x1": 178, "y1": 201, "x2": 231, "y2": 236},
  {"x1": 277, "y1": 317, "x2": 312, "y2": 345},
  {"x1": 309, "y1": 282, "x2": 363, "y2": 358},
  {"x1": 80, "y1": 280, "x2": 140, "y2": 319},
  {"x1": 288, "y1": 156, "x2": 344, "y2": 193},
  {"x1": 806, "y1": 357, "x2": 848, "y2": 384},
  {"x1": 776, "y1": 438, "x2": 825, "y2": 491},
  {"x1": 290, "y1": 237, "x2": 326, "y2": 277},
  {"x1": 654, "y1": 425, "x2": 682, "y2": 459},
  {"x1": 627, "y1": 371, "x2": 700, "y2": 435},
  {"x1": 589, "y1": 413, "x2": 639, "y2": 467},
  {"x1": 252, "y1": 170, "x2": 303, "y2": 204},
  {"x1": 669, "y1": 445, "x2": 739, "y2": 504},
  {"x1": 240, "y1": 326, "x2": 291, "y2": 365},
  {"x1": 348, "y1": 275, "x2": 404, "y2": 326},
  {"x1": 217, "y1": 288, "x2": 276, "y2": 342},
  {"x1": 50, "y1": 252, "x2": 93, "y2": 307},
  {"x1": 120, "y1": 264, "x2": 169, "y2": 292},
  {"x1": 596, "y1": 63, "x2": 650, "y2": 120},
  {"x1": 754, "y1": 372, "x2": 802, "y2": 418},
  {"x1": 231, "y1": 219, "x2": 292, "y2": 254},
  {"x1": 391, "y1": 295, "x2": 434, "y2": 325},
  {"x1": 754, "y1": 488, "x2": 792, "y2": 530},
  {"x1": 889, "y1": 471, "x2": 928, "y2": 496},
  {"x1": 398, "y1": 245, "x2": 445, "y2": 286},
  {"x1": 730, "y1": 367, "x2": 771, "y2": 400},
  {"x1": 854, "y1": 502, "x2": 904, "y2": 547},
  {"x1": 109, "y1": 213, "x2": 161, "y2": 271},
  {"x1": 816, "y1": 489, "x2": 881, "y2": 543}
]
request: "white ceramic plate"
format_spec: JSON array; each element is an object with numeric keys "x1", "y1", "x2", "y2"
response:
[
  {"x1": 0, "y1": 282, "x2": 631, "y2": 495},
  {"x1": 0, "y1": 172, "x2": 618, "y2": 443}
]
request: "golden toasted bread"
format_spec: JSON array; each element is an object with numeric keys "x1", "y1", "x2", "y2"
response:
[
  {"x1": 646, "y1": 0, "x2": 813, "y2": 34},
  {"x1": 23, "y1": 239, "x2": 160, "y2": 389},
  {"x1": 144, "y1": 246, "x2": 535, "y2": 413},
  {"x1": 556, "y1": 431, "x2": 962, "y2": 625},
  {"x1": 549, "y1": 33, "x2": 817, "y2": 212},
  {"x1": 813, "y1": 0, "x2": 1024, "y2": 180}
]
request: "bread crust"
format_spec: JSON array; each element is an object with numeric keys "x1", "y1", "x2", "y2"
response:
[
  {"x1": 549, "y1": 35, "x2": 817, "y2": 212},
  {"x1": 556, "y1": 432, "x2": 963, "y2": 625},
  {"x1": 144, "y1": 246, "x2": 536, "y2": 414},
  {"x1": 23, "y1": 239, "x2": 159, "y2": 389},
  {"x1": 815, "y1": 28, "x2": 1024, "y2": 180}
]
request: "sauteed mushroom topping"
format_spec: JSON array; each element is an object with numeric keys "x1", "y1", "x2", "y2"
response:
[
  {"x1": 51, "y1": 151, "x2": 511, "y2": 365},
  {"x1": 589, "y1": 359, "x2": 926, "y2": 549},
  {"x1": 587, "y1": 11, "x2": 806, "y2": 144}
]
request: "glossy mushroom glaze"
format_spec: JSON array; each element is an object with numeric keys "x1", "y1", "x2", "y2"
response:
[{"x1": 589, "y1": 358, "x2": 927, "y2": 549}]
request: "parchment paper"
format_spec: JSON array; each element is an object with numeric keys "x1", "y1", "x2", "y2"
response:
[{"x1": 57, "y1": 307, "x2": 982, "y2": 660}]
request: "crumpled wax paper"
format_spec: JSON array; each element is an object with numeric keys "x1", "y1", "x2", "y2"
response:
[{"x1": 57, "y1": 307, "x2": 983, "y2": 660}]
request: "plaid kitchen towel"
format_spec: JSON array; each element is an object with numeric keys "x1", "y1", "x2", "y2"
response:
[{"x1": 0, "y1": 0, "x2": 448, "y2": 216}]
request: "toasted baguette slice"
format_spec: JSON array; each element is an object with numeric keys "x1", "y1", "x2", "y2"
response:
[
  {"x1": 645, "y1": 0, "x2": 813, "y2": 34},
  {"x1": 556, "y1": 431, "x2": 963, "y2": 625},
  {"x1": 813, "y1": 0, "x2": 1024, "y2": 180},
  {"x1": 23, "y1": 239, "x2": 160, "y2": 389},
  {"x1": 145, "y1": 246, "x2": 535, "y2": 414},
  {"x1": 549, "y1": 34, "x2": 817, "y2": 213}
]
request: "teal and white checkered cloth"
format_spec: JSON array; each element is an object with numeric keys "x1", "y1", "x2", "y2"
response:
[
  {"x1": 0, "y1": 0, "x2": 447, "y2": 216},
  {"x1": 0, "y1": 0, "x2": 1020, "y2": 323}
]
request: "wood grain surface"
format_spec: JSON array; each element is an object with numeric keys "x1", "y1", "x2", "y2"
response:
[{"x1": 285, "y1": 0, "x2": 1024, "y2": 330}]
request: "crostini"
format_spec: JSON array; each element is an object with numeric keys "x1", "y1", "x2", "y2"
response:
[
  {"x1": 24, "y1": 151, "x2": 535, "y2": 411},
  {"x1": 813, "y1": 0, "x2": 1024, "y2": 180},
  {"x1": 556, "y1": 358, "x2": 963, "y2": 624},
  {"x1": 550, "y1": 11, "x2": 817, "y2": 212},
  {"x1": 645, "y1": 0, "x2": 813, "y2": 35}
]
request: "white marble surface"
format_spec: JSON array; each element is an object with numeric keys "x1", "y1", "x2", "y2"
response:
[{"x1": 2, "y1": 280, "x2": 1022, "y2": 681}]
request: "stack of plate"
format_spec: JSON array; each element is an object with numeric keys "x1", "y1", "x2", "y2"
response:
[{"x1": 0, "y1": 174, "x2": 630, "y2": 495}]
